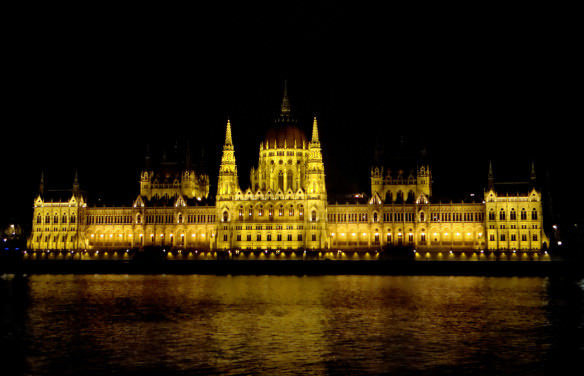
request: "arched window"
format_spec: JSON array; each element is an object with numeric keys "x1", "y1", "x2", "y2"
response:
[
  {"x1": 531, "y1": 208, "x2": 538, "y2": 220},
  {"x1": 373, "y1": 212, "x2": 378, "y2": 222},
  {"x1": 287, "y1": 169, "x2": 294, "y2": 190},
  {"x1": 499, "y1": 209, "x2": 506, "y2": 221},
  {"x1": 489, "y1": 210, "x2": 495, "y2": 221},
  {"x1": 36, "y1": 215, "x2": 42, "y2": 224},
  {"x1": 54, "y1": 214, "x2": 59, "y2": 224},
  {"x1": 521, "y1": 209, "x2": 527, "y2": 220},
  {"x1": 510, "y1": 209, "x2": 516, "y2": 220},
  {"x1": 178, "y1": 214, "x2": 183, "y2": 224},
  {"x1": 62, "y1": 214, "x2": 67, "y2": 224},
  {"x1": 311, "y1": 210, "x2": 317, "y2": 222},
  {"x1": 419, "y1": 212, "x2": 425, "y2": 222},
  {"x1": 278, "y1": 171, "x2": 284, "y2": 190},
  {"x1": 223, "y1": 211, "x2": 229, "y2": 222},
  {"x1": 136, "y1": 214, "x2": 142, "y2": 224},
  {"x1": 279, "y1": 205, "x2": 284, "y2": 216},
  {"x1": 71, "y1": 215, "x2": 76, "y2": 224}
]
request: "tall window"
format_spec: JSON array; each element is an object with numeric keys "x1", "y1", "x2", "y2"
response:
[
  {"x1": 489, "y1": 211, "x2": 495, "y2": 221},
  {"x1": 287, "y1": 170, "x2": 294, "y2": 190},
  {"x1": 531, "y1": 209, "x2": 538, "y2": 220},
  {"x1": 510, "y1": 209, "x2": 516, "y2": 220},
  {"x1": 278, "y1": 171, "x2": 284, "y2": 191},
  {"x1": 499, "y1": 210, "x2": 505, "y2": 221},
  {"x1": 311, "y1": 210, "x2": 317, "y2": 222}
]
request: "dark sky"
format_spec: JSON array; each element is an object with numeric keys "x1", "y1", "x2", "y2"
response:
[{"x1": 1, "y1": 3, "x2": 580, "y2": 230}]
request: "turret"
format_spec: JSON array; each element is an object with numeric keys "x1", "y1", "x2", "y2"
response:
[
  {"x1": 307, "y1": 116, "x2": 326, "y2": 197},
  {"x1": 217, "y1": 118, "x2": 239, "y2": 199}
]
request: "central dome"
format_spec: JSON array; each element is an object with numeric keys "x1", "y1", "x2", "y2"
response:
[
  {"x1": 264, "y1": 125, "x2": 307, "y2": 149},
  {"x1": 263, "y1": 81, "x2": 308, "y2": 149}
]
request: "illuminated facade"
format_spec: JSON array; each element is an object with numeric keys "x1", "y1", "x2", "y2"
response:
[{"x1": 27, "y1": 85, "x2": 549, "y2": 255}]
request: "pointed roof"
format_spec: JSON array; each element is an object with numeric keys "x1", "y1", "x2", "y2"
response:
[
  {"x1": 311, "y1": 116, "x2": 319, "y2": 143},
  {"x1": 224, "y1": 117, "x2": 233, "y2": 146}
]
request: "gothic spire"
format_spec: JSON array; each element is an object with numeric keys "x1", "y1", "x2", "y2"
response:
[
  {"x1": 72, "y1": 170, "x2": 80, "y2": 197},
  {"x1": 488, "y1": 160, "x2": 494, "y2": 190},
  {"x1": 224, "y1": 117, "x2": 233, "y2": 147},
  {"x1": 39, "y1": 171, "x2": 44, "y2": 196},
  {"x1": 311, "y1": 115, "x2": 320, "y2": 143}
]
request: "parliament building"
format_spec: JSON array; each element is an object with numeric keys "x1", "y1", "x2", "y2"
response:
[{"x1": 27, "y1": 84, "x2": 550, "y2": 259}]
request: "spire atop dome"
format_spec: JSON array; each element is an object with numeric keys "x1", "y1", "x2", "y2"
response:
[{"x1": 281, "y1": 80, "x2": 291, "y2": 114}]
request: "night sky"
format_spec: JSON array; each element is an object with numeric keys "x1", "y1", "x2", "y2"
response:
[{"x1": 2, "y1": 3, "x2": 580, "y2": 237}]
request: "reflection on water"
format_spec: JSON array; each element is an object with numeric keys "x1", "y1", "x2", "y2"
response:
[{"x1": 2, "y1": 274, "x2": 583, "y2": 375}]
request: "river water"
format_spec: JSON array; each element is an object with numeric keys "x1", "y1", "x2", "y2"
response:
[{"x1": 2, "y1": 274, "x2": 583, "y2": 375}]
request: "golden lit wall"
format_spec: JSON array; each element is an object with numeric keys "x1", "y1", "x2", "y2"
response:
[{"x1": 484, "y1": 188, "x2": 549, "y2": 250}]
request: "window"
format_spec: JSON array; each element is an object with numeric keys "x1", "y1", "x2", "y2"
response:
[
  {"x1": 237, "y1": 234, "x2": 242, "y2": 241},
  {"x1": 511, "y1": 234, "x2": 516, "y2": 241},
  {"x1": 373, "y1": 212, "x2": 378, "y2": 222},
  {"x1": 279, "y1": 206, "x2": 283, "y2": 216},
  {"x1": 521, "y1": 209, "x2": 527, "y2": 220},
  {"x1": 312, "y1": 234, "x2": 316, "y2": 241},
  {"x1": 298, "y1": 234, "x2": 303, "y2": 241},
  {"x1": 311, "y1": 210, "x2": 317, "y2": 221},
  {"x1": 510, "y1": 209, "x2": 516, "y2": 220},
  {"x1": 256, "y1": 234, "x2": 261, "y2": 241},
  {"x1": 500, "y1": 234, "x2": 506, "y2": 241},
  {"x1": 489, "y1": 211, "x2": 495, "y2": 221},
  {"x1": 499, "y1": 210, "x2": 505, "y2": 221},
  {"x1": 246, "y1": 234, "x2": 251, "y2": 241},
  {"x1": 267, "y1": 234, "x2": 272, "y2": 241},
  {"x1": 223, "y1": 234, "x2": 228, "y2": 241},
  {"x1": 277, "y1": 234, "x2": 282, "y2": 241},
  {"x1": 287, "y1": 234, "x2": 292, "y2": 241},
  {"x1": 533, "y1": 234, "x2": 538, "y2": 241},
  {"x1": 532, "y1": 209, "x2": 538, "y2": 220}
]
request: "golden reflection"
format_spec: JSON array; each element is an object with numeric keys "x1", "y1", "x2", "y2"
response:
[{"x1": 23, "y1": 275, "x2": 552, "y2": 375}]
